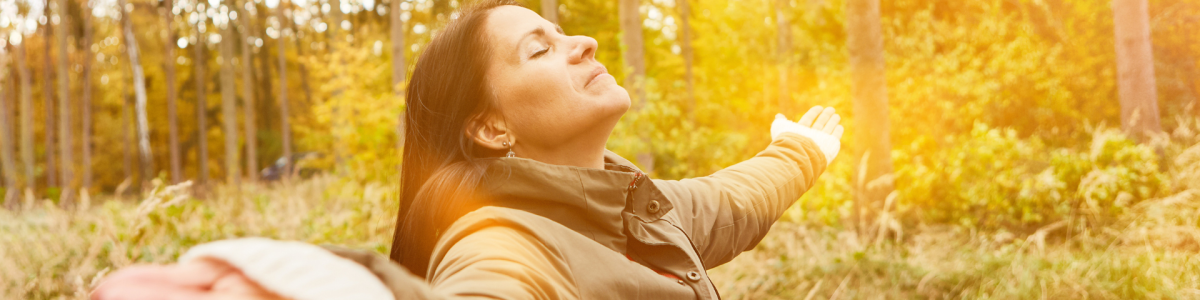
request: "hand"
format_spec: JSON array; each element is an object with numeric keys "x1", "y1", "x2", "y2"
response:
[
  {"x1": 91, "y1": 257, "x2": 286, "y2": 300},
  {"x1": 770, "y1": 106, "x2": 844, "y2": 165}
]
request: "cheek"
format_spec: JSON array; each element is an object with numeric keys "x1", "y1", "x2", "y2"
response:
[{"x1": 494, "y1": 65, "x2": 628, "y2": 145}]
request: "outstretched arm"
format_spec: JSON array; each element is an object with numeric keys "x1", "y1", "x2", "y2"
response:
[
  {"x1": 656, "y1": 106, "x2": 843, "y2": 269},
  {"x1": 93, "y1": 229, "x2": 577, "y2": 300}
]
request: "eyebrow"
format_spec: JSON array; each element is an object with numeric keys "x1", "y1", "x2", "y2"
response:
[
  {"x1": 518, "y1": 27, "x2": 547, "y2": 48},
  {"x1": 516, "y1": 25, "x2": 566, "y2": 53}
]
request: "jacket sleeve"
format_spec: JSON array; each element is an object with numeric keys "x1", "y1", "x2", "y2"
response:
[
  {"x1": 330, "y1": 225, "x2": 579, "y2": 300},
  {"x1": 654, "y1": 132, "x2": 827, "y2": 269}
]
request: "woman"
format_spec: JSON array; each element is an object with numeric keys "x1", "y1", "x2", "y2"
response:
[{"x1": 91, "y1": 1, "x2": 843, "y2": 299}]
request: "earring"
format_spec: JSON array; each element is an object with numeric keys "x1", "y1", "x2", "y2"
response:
[{"x1": 503, "y1": 141, "x2": 516, "y2": 158}]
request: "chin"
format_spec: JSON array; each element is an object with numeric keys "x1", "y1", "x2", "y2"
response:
[
  {"x1": 607, "y1": 87, "x2": 632, "y2": 114},
  {"x1": 583, "y1": 84, "x2": 631, "y2": 119}
]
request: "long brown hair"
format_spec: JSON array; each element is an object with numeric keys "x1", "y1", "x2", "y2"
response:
[{"x1": 389, "y1": 0, "x2": 518, "y2": 278}]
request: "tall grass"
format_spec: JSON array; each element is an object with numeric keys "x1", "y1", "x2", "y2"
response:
[
  {"x1": 709, "y1": 121, "x2": 1200, "y2": 299},
  {"x1": 0, "y1": 177, "x2": 398, "y2": 299},
  {"x1": 2, "y1": 122, "x2": 1199, "y2": 299}
]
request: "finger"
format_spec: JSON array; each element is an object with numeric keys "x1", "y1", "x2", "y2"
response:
[
  {"x1": 775, "y1": 113, "x2": 786, "y2": 120},
  {"x1": 813, "y1": 107, "x2": 836, "y2": 129},
  {"x1": 97, "y1": 258, "x2": 237, "y2": 290},
  {"x1": 832, "y1": 125, "x2": 844, "y2": 139},
  {"x1": 167, "y1": 258, "x2": 241, "y2": 288},
  {"x1": 92, "y1": 280, "x2": 209, "y2": 300},
  {"x1": 94, "y1": 265, "x2": 185, "y2": 289},
  {"x1": 211, "y1": 272, "x2": 265, "y2": 295},
  {"x1": 822, "y1": 114, "x2": 841, "y2": 134},
  {"x1": 797, "y1": 106, "x2": 823, "y2": 127}
]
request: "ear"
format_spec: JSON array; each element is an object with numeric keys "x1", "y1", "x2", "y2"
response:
[{"x1": 466, "y1": 111, "x2": 512, "y2": 152}]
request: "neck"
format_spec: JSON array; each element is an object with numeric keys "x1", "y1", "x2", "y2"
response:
[{"x1": 517, "y1": 140, "x2": 607, "y2": 170}]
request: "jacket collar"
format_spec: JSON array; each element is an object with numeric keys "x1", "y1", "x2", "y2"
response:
[{"x1": 477, "y1": 151, "x2": 671, "y2": 253}]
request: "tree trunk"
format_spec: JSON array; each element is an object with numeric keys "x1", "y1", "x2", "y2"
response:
[
  {"x1": 288, "y1": 16, "x2": 313, "y2": 110},
  {"x1": 1112, "y1": 0, "x2": 1161, "y2": 140},
  {"x1": 328, "y1": 0, "x2": 344, "y2": 34},
  {"x1": 56, "y1": 0, "x2": 75, "y2": 206},
  {"x1": 238, "y1": 0, "x2": 259, "y2": 182},
  {"x1": 42, "y1": 8, "x2": 57, "y2": 189},
  {"x1": 122, "y1": 86, "x2": 132, "y2": 184},
  {"x1": 327, "y1": 0, "x2": 346, "y2": 167},
  {"x1": 195, "y1": 13, "x2": 210, "y2": 188},
  {"x1": 619, "y1": 0, "x2": 653, "y2": 174},
  {"x1": 163, "y1": 0, "x2": 182, "y2": 184},
  {"x1": 776, "y1": 0, "x2": 792, "y2": 115},
  {"x1": 541, "y1": 0, "x2": 558, "y2": 24},
  {"x1": 119, "y1": 0, "x2": 155, "y2": 187},
  {"x1": 256, "y1": 33, "x2": 273, "y2": 117},
  {"x1": 846, "y1": 0, "x2": 894, "y2": 234},
  {"x1": 678, "y1": 0, "x2": 695, "y2": 123},
  {"x1": 391, "y1": 0, "x2": 406, "y2": 162},
  {"x1": 1, "y1": 48, "x2": 18, "y2": 207},
  {"x1": 219, "y1": 16, "x2": 241, "y2": 187},
  {"x1": 14, "y1": 39, "x2": 34, "y2": 195},
  {"x1": 277, "y1": 1, "x2": 293, "y2": 180},
  {"x1": 619, "y1": 0, "x2": 647, "y2": 107},
  {"x1": 81, "y1": 0, "x2": 95, "y2": 190}
]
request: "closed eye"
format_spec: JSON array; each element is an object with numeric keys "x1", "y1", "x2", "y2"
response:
[{"x1": 531, "y1": 46, "x2": 550, "y2": 58}]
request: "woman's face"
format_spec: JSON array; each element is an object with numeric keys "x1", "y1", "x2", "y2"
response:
[{"x1": 480, "y1": 6, "x2": 630, "y2": 160}]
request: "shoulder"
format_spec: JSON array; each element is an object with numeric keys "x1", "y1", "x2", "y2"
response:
[
  {"x1": 429, "y1": 207, "x2": 572, "y2": 274},
  {"x1": 436, "y1": 207, "x2": 564, "y2": 245},
  {"x1": 426, "y1": 207, "x2": 582, "y2": 299}
]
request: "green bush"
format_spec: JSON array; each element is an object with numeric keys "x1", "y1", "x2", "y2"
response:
[{"x1": 895, "y1": 124, "x2": 1167, "y2": 232}]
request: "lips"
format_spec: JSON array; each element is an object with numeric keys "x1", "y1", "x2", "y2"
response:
[{"x1": 584, "y1": 65, "x2": 609, "y2": 88}]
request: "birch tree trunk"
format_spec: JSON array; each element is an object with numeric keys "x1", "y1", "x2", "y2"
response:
[
  {"x1": 55, "y1": 0, "x2": 74, "y2": 206},
  {"x1": 277, "y1": 1, "x2": 293, "y2": 180},
  {"x1": 846, "y1": 0, "x2": 894, "y2": 234},
  {"x1": 219, "y1": 12, "x2": 241, "y2": 186},
  {"x1": 163, "y1": 0, "x2": 182, "y2": 184},
  {"x1": 237, "y1": 0, "x2": 259, "y2": 182},
  {"x1": 1112, "y1": 0, "x2": 1162, "y2": 140},
  {"x1": 118, "y1": 0, "x2": 154, "y2": 187},
  {"x1": 14, "y1": 38, "x2": 34, "y2": 194},
  {"x1": 541, "y1": 0, "x2": 558, "y2": 24}
]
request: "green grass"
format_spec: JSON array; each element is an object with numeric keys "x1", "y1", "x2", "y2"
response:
[{"x1": 2, "y1": 175, "x2": 1198, "y2": 299}]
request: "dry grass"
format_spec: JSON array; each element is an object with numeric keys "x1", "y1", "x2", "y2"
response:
[
  {"x1": 2, "y1": 134, "x2": 1198, "y2": 299},
  {"x1": 709, "y1": 137, "x2": 1200, "y2": 300},
  {"x1": 0, "y1": 177, "x2": 398, "y2": 299},
  {"x1": 709, "y1": 203, "x2": 1200, "y2": 299}
]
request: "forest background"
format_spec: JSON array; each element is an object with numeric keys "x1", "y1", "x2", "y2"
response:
[{"x1": 2, "y1": 0, "x2": 1200, "y2": 298}]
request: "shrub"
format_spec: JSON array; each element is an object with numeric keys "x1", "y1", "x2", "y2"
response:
[{"x1": 895, "y1": 124, "x2": 1167, "y2": 232}]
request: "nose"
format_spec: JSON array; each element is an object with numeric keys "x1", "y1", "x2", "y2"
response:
[{"x1": 566, "y1": 35, "x2": 598, "y2": 65}]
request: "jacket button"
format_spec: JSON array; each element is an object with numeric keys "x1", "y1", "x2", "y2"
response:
[
  {"x1": 686, "y1": 271, "x2": 702, "y2": 282},
  {"x1": 647, "y1": 200, "x2": 661, "y2": 214}
]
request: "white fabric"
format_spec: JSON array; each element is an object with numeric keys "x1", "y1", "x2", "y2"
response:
[
  {"x1": 179, "y1": 238, "x2": 395, "y2": 300},
  {"x1": 770, "y1": 114, "x2": 841, "y2": 166}
]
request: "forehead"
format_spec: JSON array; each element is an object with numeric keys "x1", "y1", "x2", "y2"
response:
[{"x1": 484, "y1": 6, "x2": 549, "y2": 50}]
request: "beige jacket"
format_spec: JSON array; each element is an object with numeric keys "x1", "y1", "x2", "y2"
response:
[{"x1": 330, "y1": 132, "x2": 827, "y2": 299}]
